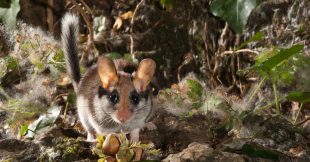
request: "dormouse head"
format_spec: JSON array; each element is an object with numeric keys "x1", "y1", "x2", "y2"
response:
[{"x1": 96, "y1": 56, "x2": 156, "y2": 124}]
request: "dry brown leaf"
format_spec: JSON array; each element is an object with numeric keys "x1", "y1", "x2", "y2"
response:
[
  {"x1": 113, "y1": 17, "x2": 123, "y2": 31},
  {"x1": 113, "y1": 11, "x2": 133, "y2": 31},
  {"x1": 119, "y1": 11, "x2": 133, "y2": 20}
]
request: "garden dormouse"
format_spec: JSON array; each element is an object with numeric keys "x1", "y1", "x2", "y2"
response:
[{"x1": 61, "y1": 13, "x2": 156, "y2": 141}]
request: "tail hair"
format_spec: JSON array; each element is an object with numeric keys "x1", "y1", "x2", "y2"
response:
[{"x1": 61, "y1": 13, "x2": 80, "y2": 91}]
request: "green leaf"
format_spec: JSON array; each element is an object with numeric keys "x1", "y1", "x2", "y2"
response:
[
  {"x1": 160, "y1": 0, "x2": 173, "y2": 10},
  {"x1": 53, "y1": 49, "x2": 65, "y2": 62},
  {"x1": 235, "y1": 32, "x2": 264, "y2": 50},
  {"x1": 25, "y1": 106, "x2": 61, "y2": 138},
  {"x1": 106, "y1": 52, "x2": 122, "y2": 60},
  {"x1": 254, "y1": 44, "x2": 304, "y2": 72},
  {"x1": 0, "y1": 0, "x2": 20, "y2": 29},
  {"x1": 123, "y1": 53, "x2": 133, "y2": 62},
  {"x1": 19, "y1": 124, "x2": 28, "y2": 136},
  {"x1": 287, "y1": 92, "x2": 310, "y2": 103},
  {"x1": 187, "y1": 79, "x2": 204, "y2": 106},
  {"x1": 210, "y1": 0, "x2": 261, "y2": 33},
  {"x1": 6, "y1": 56, "x2": 18, "y2": 69},
  {"x1": 34, "y1": 62, "x2": 45, "y2": 70},
  {"x1": 67, "y1": 92, "x2": 77, "y2": 107}
]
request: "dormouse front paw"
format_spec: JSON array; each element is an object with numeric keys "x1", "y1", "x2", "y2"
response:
[
  {"x1": 86, "y1": 132, "x2": 97, "y2": 142},
  {"x1": 145, "y1": 122, "x2": 157, "y2": 131}
]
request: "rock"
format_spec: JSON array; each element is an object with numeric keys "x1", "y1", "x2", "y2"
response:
[
  {"x1": 162, "y1": 142, "x2": 246, "y2": 162},
  {"x1": 0, "y1": 139, "x2": 41, "y2": 162}
]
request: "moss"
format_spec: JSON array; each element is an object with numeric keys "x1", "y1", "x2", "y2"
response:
[
  {"x1": 46, "y1": 137, "x2": 87, "y2": 161},
  {"x1": 242, "y1": 144, "x2": 280, "y2": 161}
]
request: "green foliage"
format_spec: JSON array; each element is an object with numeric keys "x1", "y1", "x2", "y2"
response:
[
  {"x1": 49, "y1": 49, "x2": 66, "y2": 72},
  {"x1": 187, "y1": 79, "x2": 204, "y2": 108},
  {"x1": 287, "y1": 92, "x2": 310, "y2": 103},
  {"x1": 6, "y1": 55, "x2": 18, "y2": 70},
  {"x1": 0, "y1": 0, "x2": 20, "y2": 29},
  {"x1": 253, "y1": 45, "x2": 303, "y2": 73},
  {"x1": 67, "y1": 91, "x2": 77, "y2": 107},
  {"x1": 210, "y1": 0, "x2": 261, "y2": 33},
  {"x1": 19, "y1": 124, "x2": 28, "y2": 136},
  {"x1": 235, "y1": 32, "x2": 264, "y2": 51},
  {"x1": 106, "y1": 52, "x2": 122, "y2": 60},
  {"x1": 187, "y1": 79, "x2": 203, "y2": 100},
  {"x1": 160, "y1": 0, "x2": 173, "y2": 10},
  {"x1": 245, "y1": 44, "x2": 306, "y2": 115}
]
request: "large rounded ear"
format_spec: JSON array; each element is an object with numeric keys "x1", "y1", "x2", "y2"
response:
[
  {"x1": 98, "y1": 56, "x2": 118, "y2": 89},
  {"x1": 133, "y1": 59, "x2": 156, "y2": 92}
]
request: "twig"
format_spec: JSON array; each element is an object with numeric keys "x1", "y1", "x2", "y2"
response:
[
  {"x1": 295, "y1": 115, "x2": 309, "y2": 127},
  {"x1": 248, "y1": 76, "x2": 267, "y2": 104},
  {"x1": 294, "y1": 103, "x2": 304, "y2": 124},
  {"x1": 130, "y1": 0, "x2": 145, "y2": 55},
  {"x1": 213, "y1": 22, "x2": 229, "y2": 74},
  {"x1": 47, "y1": 0, "x2": 54, "y2": 34},
  {"x1": 79, "y1": 0, "x2": 95, "y2": 18},
  {"x1": 53, "y1": 93, "x2": 68, "y2": 101},
  {"x1": 132, "y1": 50, "x2": 157, "y2": 56},
  {"x1": 203, "y1": 21, "x2": 211, "y2": 71},
  {"x1": 212, "y1": 22, "x2": 229, "y2": 86},
  {"x1": 222, "y1": 49, "x2": 259, "y2": 56}
]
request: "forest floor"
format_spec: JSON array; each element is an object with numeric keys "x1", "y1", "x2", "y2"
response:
[{"x1": 0, "y1": 0, "x2": 310, "y2": 161}]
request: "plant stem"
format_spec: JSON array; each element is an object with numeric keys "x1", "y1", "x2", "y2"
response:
[
  {"x1": 294, "y1": 103, "x2": 304, "y2": 124},
  {"x1": 248, "y1": 76, "x2": 267, "y2": 104},
  {"x1": 254, "y1": 97, "x2": 284, "y2": 114},
  {"x1": 273, "y1": 81, "x2": 280, "y2": 114}
]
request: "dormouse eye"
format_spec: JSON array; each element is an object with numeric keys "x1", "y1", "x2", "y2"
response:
[
  {"x1": 130, "y1": 91, "x2": 140, "y2": 105},
  {"x1": 109, "y1": 90, "x2": 119, "y2": 104}
]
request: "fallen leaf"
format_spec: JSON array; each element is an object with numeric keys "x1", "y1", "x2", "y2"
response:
[
  {"x1": 113, "y1": 17, "x2": 123, "y2": 31},
  {"x1": 119, "y1": 11, "x2": 133, "y2": 20}
]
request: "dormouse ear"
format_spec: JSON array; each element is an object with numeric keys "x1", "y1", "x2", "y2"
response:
[
  {"x1": 133, "y1": 59, "x2": 156, "y2": 92},
  {"x1": 97, "y1": 56, "x2": 118, "y2": 89}
]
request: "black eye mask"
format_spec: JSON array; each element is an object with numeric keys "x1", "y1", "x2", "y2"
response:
[
  {"x1": 98, "y1": 86, "x2": 120, "y2": 104},
  {"x1": 98, "y1": 86, "x2": 109, "y2": 98}
]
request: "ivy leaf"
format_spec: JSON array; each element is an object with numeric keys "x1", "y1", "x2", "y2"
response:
[{"x1": 210, "y1": 0, "x2": 261, "y2": 33}]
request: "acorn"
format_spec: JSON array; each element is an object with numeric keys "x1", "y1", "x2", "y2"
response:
[
  {"x1": 104, "y1": 156, "x2": 116, "y2": 162},
  {"x1": 102, "y1": 134, "x2": 120, "y2": 156}
]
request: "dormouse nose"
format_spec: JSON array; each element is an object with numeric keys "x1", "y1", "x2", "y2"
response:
[{"x1": 116, "y1": 107, "x2": 132, "y2": 123}]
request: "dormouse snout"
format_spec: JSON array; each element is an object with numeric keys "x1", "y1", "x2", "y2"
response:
[{"x1": 116, "y1": 107, "x2": 132, "y2": 123}]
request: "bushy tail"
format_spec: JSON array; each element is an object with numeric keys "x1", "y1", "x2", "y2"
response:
[{"x1": 61, "y1": 13, "x2": 80, "y2": 92}]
